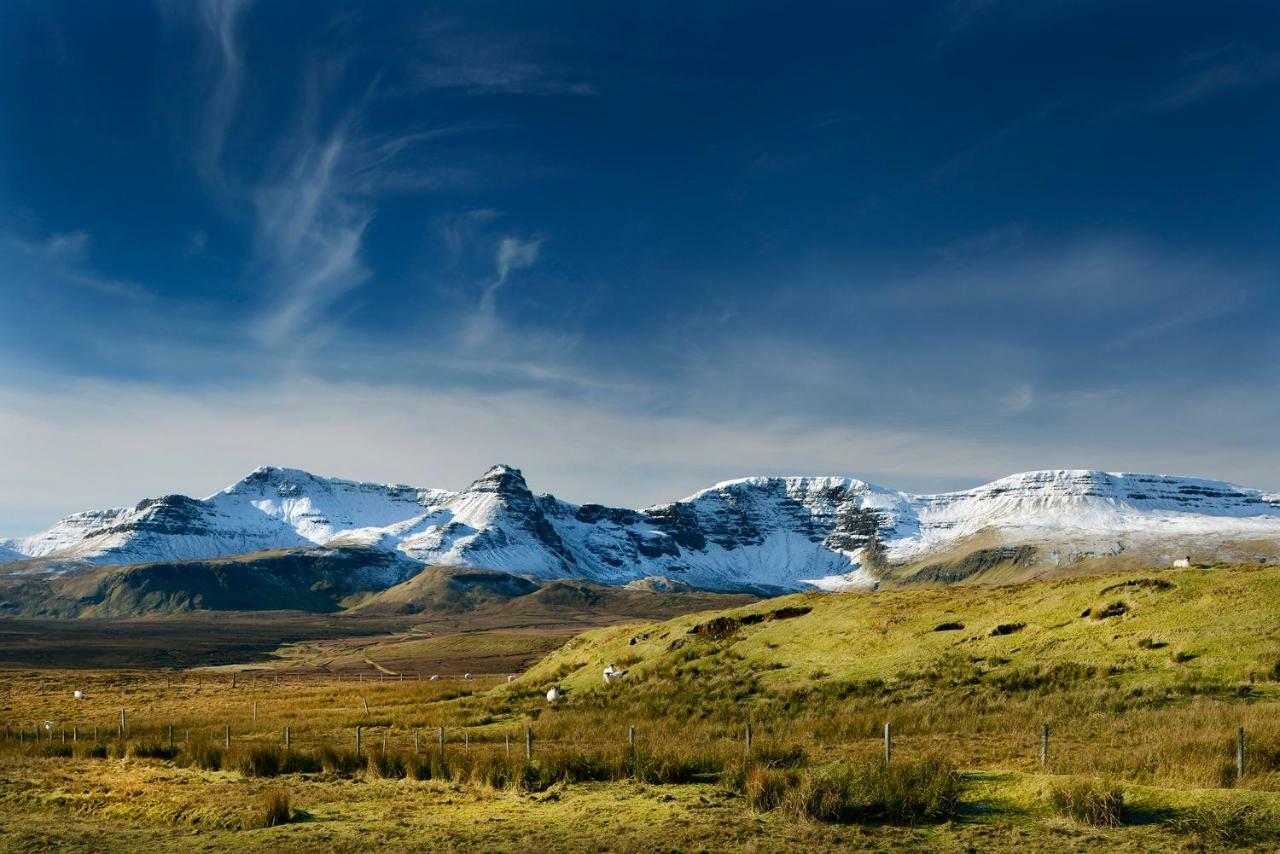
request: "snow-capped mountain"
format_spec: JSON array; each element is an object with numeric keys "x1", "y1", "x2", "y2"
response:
[{"x1": 2, "y1": 465, "x2": 1278, "y2": 592}]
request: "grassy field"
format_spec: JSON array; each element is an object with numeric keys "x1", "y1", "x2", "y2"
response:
[{"x1": 1, "y1": 563, "x2": 1279, "y2": 850}]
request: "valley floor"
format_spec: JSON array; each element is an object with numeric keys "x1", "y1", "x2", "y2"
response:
[{"x1": 2, "y1": 564, "x2": 1280, "y2": 850}]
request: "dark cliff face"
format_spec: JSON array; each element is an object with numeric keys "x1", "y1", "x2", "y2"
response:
[
  {"x1": 463, "y1": 466, "x2": 578, "y2": 571},
  {"x1": 88, "y1": 495, "x2": 215, "y2": 540}
]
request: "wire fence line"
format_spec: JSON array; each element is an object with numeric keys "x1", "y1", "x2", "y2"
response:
[{"x1": 0, "y1": 715, "x2": 1258, "y2": 780}]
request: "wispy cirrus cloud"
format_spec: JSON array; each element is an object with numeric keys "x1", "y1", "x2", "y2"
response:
[
  {"x1": 250, "y1": 124, "x2": 374, "y2": 345},
  {"x1": 2, "y1": 230, "x2": 147, "y2": 300},
  {"x1": 193, "y1": 0, "x2": 253, "y2": 183},
  {"x1": 1155, "y1": 45, "x2": 1280, "y2": 111},
  {"x1": 411, "y1": 21, "x2": 596, "y2": 96},
  {"x1": 462, "y1": 235, "x2": 543, "y2": 346}
]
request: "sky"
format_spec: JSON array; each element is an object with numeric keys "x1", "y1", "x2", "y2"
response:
[{"x1": 1, "y1": 1, "x2": 1278, "y2": 536}]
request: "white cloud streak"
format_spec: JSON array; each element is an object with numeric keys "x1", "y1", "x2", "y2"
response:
[
  {"x1": 462, "y1": 235, "x2": 543, "y2": 347},
  {"x1": 2, "y1": 231, "x2": 148, "y2": 300},
  {"x1": 251, "y1": 126, "x2": 373, "y2": 344},
  {"x1": 195, "y1": 0, "x2": 252, "y2": 182}
]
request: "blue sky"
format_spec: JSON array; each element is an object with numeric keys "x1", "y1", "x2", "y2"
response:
[{"x1": 1, "y1": 1, "x2": 1279, "y2": 534}]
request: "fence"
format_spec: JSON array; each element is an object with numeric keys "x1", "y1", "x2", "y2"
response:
[{"x1": 0, "y1": 713, "x2": 1259, "y2": 782}]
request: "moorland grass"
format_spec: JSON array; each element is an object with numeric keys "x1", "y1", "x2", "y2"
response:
[{"x1": 2, "y1": 564, "x2": 1280, "y2": 845}]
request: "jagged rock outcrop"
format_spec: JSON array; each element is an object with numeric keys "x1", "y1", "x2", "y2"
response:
[{"x1": 3, "y1": 466, "x2": 1279, "y2": 592}]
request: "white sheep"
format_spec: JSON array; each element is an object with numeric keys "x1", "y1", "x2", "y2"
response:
[
  {"x1": 507, "y1": 674, "x2": 517, "y2": 683},
  {"x1": 546, "y1": 686, "x2": 563, "y2": 703},
  {"x1": 603, "y1": 664, "x2": 628, "y2": 685},
  {"x1": 429, "y1": 674, "x2": 440, "y2": 681},
  {"x1": 73, "y1": 690, "x2": 85, "y2": 700},
  {"x1": 463, "y1": 672, "x2": 473, "y2": 680},
  {"x1": 43, "y1": 720, "x2": 55, "y2": 731}
]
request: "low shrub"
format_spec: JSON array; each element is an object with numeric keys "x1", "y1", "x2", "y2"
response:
[
  {"x1": 77, "y1": 743, "x2": 108, "y2": 759},
  {"x1": 317, "y1": 745, "x2": 364, "y2": 775},
  {"x1": 789, "y1": 758, "x2": 961, "y2": 824},
  {"x1": 737, "y1": 757, "x2": 960, "y2": 825},
  {"x1": 1046, "y1": 778, "x2": 1125, "y2": 827},
  {"x1": 233, "y1": 744, "x2": 283, "y2": 777},
  {"x1": 182, "y1": 742, "x2": 224, "y2": 771},
  {"x1": 366, "y1": 750, "x2": 406, "y2": 779},
  {"x1": 255, "y1": 788, "x2": 291, "y2": 828},
  {"x1": 743, "y1": 764, "x2": 795, "y2": 813},
  {"x1": 990, "y1": 622, "x2": 1025, "y2": 637},
  {"x1": 1170, "y1": 800, "x2": 1268, "y2": 847},
  {"x1": 130, "y1": 739, "x2": 178, "y2": 761},
  {"x1": 1089, "y1": 601, "x2": 1129, "y2": 620}
]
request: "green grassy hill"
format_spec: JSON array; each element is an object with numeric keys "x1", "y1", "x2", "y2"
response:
[{"x1": 526, "y1": 563, "x2": 1280, "y2": 695}]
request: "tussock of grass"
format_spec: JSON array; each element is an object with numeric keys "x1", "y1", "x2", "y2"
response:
[
  {"x1": 1170, "y1": 800, "x2": 1268, "y2": 847},
  {"x1": 255, "y1": 788, "x2": 291, "y2": 828},
  {"x1": 130, "y1": 739, "x2": 178, "y2": 760},
  {"x1": 1046, "y1": 778, "x2": 1125, "y2": 827},
  {"x1": 742, "y1": 758, "x2": 961, "y2": 825}
]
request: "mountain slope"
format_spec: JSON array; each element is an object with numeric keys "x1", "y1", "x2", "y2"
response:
[
  {"x1": 3, "y1": 465, "x2": 1278, "y2": 593},
  {"x1": 523, "y1": 562, "x2": 1280, "y2": 695}
]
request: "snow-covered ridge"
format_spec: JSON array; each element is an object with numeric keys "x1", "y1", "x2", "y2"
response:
[{"x1": 2, "y1": 466, "x2": 1278, "y2": 591}]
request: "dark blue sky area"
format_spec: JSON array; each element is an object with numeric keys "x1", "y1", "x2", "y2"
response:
[{"x1": 0, "y1": 1, "x2": 1278, "y2": 531}]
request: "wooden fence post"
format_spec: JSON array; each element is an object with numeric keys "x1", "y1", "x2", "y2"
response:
[
  {"x1": 464, "y1": 731, "x2": 469, "y2": 752},
  {"x1": 168, "y1": 724, "x2": 174, "y2": 750},
  {"x1": 745, "y1": 723, "x2": 753, "y2": 753},
  {"x1": 629, "y1": 726, "x2": 636, "y2": 751},
  {"x1": 252, "y1": 702, "x2": 257, "y2": 724},
  {"x1": 362, "y1": 696, "x2": 370, "y2": 716},
  {"x1": 525, "y1": 727, "x2": 532, "y2": 760},
  {"x1": 94, "y1": 726, "x2": 99, "y2": 743},
  {"x1": 1041, "y1": 724, "x2": 1049, "y2": 769},
  {"x1": 119, "y1": 708, "x2": 126, "y2": 739},
  {"x1": 505, "y1": 733, "x2": 511, "y2": 757},
  {"x1": 1237, "y1": 727, "x2": 1246, "y2": 780},
  {"x1": 285, "y1": 726, "x2": 291, "y2": 750},
  {"x1": 883, "y1": 722, "x2": 892, "y2": 765},
  {"x1": 73, "y1": 726, "x2": 77, "y2": 743},
  {"x1": 382, "y1": 732, "x2": 387, "y2": 752},
  {"x1": 224, "y1": 724, "x2": 231, "y2": 750},
  {"x1": 413, "y1": 730, "x2": 419, "y2": 753},
  {"x1": 231, "y1": 673, "x2": 236, "y2": 689},
  {"x1": 439, "y1": 726, "x2": 445, "y2": 754},
  {"x1": 355, "y1": 725, "x2": 362, "y2": 757}
]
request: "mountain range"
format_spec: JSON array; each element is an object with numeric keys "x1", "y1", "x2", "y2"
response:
[{"x1": 3, "y1": 465, "x2": 1278, "y2": 598}]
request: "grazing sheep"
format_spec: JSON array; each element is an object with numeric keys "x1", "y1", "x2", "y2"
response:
[
  {"x1": 429, "y1": 674, "x2": 440, "y2": 681},
  {"x1": 1172, "y1": 555, "x2": 1192, "y2": 568},
  {"x1": 546, "y1": 686, "x2": 563, "y2": 703},
  {"x1": 463, "y1": 672, "x2": 473, "y2": 680},
  {"x1": 507, "y1": 674, "x2": 517, "y2": 683},
  {"x1": 73, "y1": 690, "x2": 85, "y2": 700},
  {"x1": 603, "y1": 664, "x2": 628, "y2": 685},
  {"x1": 43, "y1": 720, "x2": 55, "y2": 731}
]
